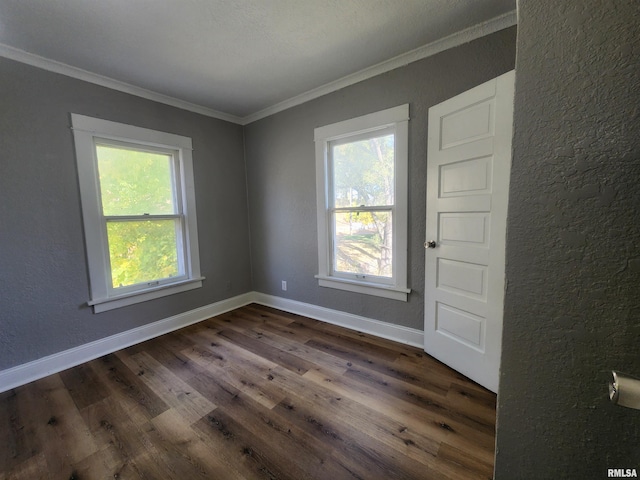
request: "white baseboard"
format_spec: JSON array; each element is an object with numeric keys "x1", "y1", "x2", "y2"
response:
[
  {"x1": 0, "y1": 293, "x2": 254, "y2": 393},
  {"x1": 0, "y1": 292, "x2": 424, "y2": 393},
  {"x1": 252, "y1": 293, "x2": 424, "y2": 349}
]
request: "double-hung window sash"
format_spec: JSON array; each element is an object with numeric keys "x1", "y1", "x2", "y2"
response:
[
  {"x1": 327, "y1": 128, "x2": 396, "y2": 284},
  {"x1": 94, "y1": 140, "x2": 187, "y2": 295},
  {"x1": 314, "y1": 104, "x2": 409, "y2": 301},
  {"x1": 72, "y1": 113, "x2": 203, "y2": 313}
]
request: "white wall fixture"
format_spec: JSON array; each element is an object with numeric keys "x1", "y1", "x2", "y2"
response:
[{"x1": 610, "y1": 371, "x2": 640, "y2": 410}]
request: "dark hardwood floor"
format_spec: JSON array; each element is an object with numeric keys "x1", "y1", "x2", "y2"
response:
[{"x1": 0, "y1": 304, "x2": 496, "y2": 480}]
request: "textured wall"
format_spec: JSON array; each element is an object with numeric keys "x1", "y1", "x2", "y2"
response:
[
  {"x1": 0, "y1": 58, "x2": 252, "y2": 370},
  {"x1": 243, "y1": 28, "x2": 517, "y2": 330},
  {"x1": 496, "y1": 1, "x2": 640, "y2": 477}
]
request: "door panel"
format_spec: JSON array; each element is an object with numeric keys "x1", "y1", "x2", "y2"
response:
[
  {"x1": 440, "y1": 156, "x2": 492, "y2": 196},
  {"x1": 436, "y1": 303, "x2": 484, "y2": 349},
  {"x1": 439, "y1": 213, "x2": 490, "y2": 246},
  {"x1": 424, "y1": 70, "x2": 515, "y2": 393},
  {"x1": 437, "y1": 259, "x2": 487, "y2": 298},
  {"x1": 440, "y1": 100, "x2": 494, "y2": 148}
]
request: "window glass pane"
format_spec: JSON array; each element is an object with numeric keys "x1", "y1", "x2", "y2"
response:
[
  {"x1": 107, "y1": 219, "x2": 181, "y2": 288},
  {"x1": 333, "y1": 210, "x2": 392, "y2": 278},
  {"x1": 332, "y1": 133, "x2": 394, "y2": 208},
  {"x1": 97, "y1": 144, "x2": 175, "y2": 215}
]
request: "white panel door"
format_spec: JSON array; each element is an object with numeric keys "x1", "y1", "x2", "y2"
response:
[{"x1": 424, "y1": 70, "x2": 515, "y2": 393}]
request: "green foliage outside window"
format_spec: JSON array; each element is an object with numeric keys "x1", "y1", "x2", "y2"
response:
[
  {"x1": 332, "y1": 134, "x2": 394, "y2": 277},
  {"x1": 97, "y1": 145, "x2": 181, "y2": 288}
]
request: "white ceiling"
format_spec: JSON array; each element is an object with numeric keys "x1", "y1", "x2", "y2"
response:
[{"x1": 0, "y1": 0, "x2": 515, "y2": 124}]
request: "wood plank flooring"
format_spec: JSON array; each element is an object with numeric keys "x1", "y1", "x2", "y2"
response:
[{"x1": 0, "y1": 304, "x2": 496, "y2": 480}]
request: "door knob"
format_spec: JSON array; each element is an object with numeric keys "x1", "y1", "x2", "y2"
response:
[
  {"x1": 610, "y1": 371, "x2": 640, "y2": 410},
  {"x1": 425, "y1": 240, "x2": 437, "y2": 249}
]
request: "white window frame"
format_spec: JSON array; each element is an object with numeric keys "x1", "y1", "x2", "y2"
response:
[
  {"x1": 71, "y1": 114, "x2": 204, "y2": 313},
  {"x1": 314, "y1": 104, "x2": 410, "y2": 301}
]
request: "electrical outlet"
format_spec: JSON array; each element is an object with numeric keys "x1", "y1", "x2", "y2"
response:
[{"x1": 281, "y1": 280, "x2": 287, "y2": 291}]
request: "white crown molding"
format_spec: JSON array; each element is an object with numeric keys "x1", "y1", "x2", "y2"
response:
[
  {"x1": 0, "y1": 43, "x2": 243, "y2": 125},
  {"x1": 241, "y1": 10, "x2": 517, "y2": 125},
  {"x1": 0, "y1": 292, "x2": 424, "y2": 393},
  {"x1": 0, "y1": 11, "x2": 515, "y2": 127}
]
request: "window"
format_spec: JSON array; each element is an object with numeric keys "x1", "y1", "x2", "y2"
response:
[
  {"x1": 314, "y1": 105, "x2": 410, "y2": 301},
  {"x1": 71, "y1": 114, "x2": 203, "y2": 313}
]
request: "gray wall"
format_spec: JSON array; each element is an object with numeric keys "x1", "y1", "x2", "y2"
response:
[
  {"x1": 0, "y1": 58, "x2": 252, "y2": 370},
  {"x1": 496, "y1": 1, "x2": 640, "y2": 477},
  {"x1": 244, "y1": 27, "x2": 517, "y2": 330}
]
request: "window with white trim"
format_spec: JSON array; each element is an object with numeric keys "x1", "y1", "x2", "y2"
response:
[
  {"x1": 314, "y1": 105, "x2": 410, "y2": 301},
  {"x1": 71, "y1": 114, "x2": 203, "y2": 313}
]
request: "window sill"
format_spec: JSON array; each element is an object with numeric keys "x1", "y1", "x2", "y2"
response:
[
  {"x1": 88, "y1": 277, "x2": 205, "y2": 313},
  {"x1": 315, "y1": 275, "x2": 410, "y2": 301}
]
